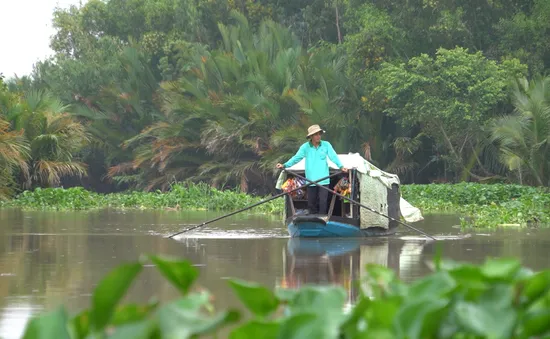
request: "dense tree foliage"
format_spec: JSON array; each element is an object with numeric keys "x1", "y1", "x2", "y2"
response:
[{"x1": 2, "y1": 0, "x2": 550, "y2": 197}]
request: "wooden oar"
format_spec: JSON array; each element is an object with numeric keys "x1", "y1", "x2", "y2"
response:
[
  {"x1": 284, "y1": 169, "x2": 436, "y2": 241},
  {"x1": 167, "y1": 171, "x2": 343, "y2": 238}
]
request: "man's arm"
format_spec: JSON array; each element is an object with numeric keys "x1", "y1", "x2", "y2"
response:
[{"x1": 282, "y1": 144, "x2": 306, "y2": 168}]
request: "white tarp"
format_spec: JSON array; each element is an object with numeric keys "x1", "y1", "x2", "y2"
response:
[
  {"x1": 399, "y1": 197, "x2": 424, "y2": 223},
  {"x1": 275, "y1": 152, "x2": 424, "y2": 223}
]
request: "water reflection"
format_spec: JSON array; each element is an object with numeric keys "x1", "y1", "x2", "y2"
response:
[
  {"x1": 0, "y1": 302, "x2": 37, "y2": 339},
  {"x1": 278, "y1": 237, "x2": 431, "y2": 305}
]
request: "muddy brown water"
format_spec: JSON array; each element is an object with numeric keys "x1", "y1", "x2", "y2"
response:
[{"x1": 1, "y1": 208, "x2": 549, "y2": 338}]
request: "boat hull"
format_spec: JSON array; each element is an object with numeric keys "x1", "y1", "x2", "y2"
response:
[{"x1": 286, "y1": 215, "x2": 396, "y2": 238}]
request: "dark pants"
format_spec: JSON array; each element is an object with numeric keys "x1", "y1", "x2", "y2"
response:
[{"x1": 307, "y1": 185, "x2": 329, "y2": 215}]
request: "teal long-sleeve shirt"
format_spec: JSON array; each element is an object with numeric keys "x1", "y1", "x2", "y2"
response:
[{"x1": 283, "y1": 140, "x2": 344, "y2": 185}]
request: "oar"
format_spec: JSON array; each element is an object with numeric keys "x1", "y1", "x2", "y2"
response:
[
  {"x1": 284, "y1": 169, "x2": 436, "y2": 241},
  {"x1": 167, "y1": 171, "x2": 343, "y2": 238}
]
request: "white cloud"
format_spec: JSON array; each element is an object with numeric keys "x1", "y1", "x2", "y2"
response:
[{"x1": 0, "y1": 0, "x2": 85, "y2": 79}]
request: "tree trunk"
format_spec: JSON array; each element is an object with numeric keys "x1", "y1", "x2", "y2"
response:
[
  {"x1": 335, "y1": 0, "x2": 342, "y2": 44},
  {"x1": 439, "y1": 123, "x2": 487, "y2": 181},
  {"x1": 240, "y1": 173, "x2": 248, "y2": 193},
  {"x1": 363, "y1": 141, "x2": 372, "y2": 161}
]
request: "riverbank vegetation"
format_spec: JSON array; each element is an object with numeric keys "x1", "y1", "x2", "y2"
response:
[
  {"x1": 22, "y1": 253, "x2": 550, "y2": 338},
  {"x1": 2, "y1": 182, "x2": 548, "y2": 229},
  {"x1": 0, "y1": 182, "x2": 283, "y2": 214},
  {"x1": 401, "y1": 183, "x2": 550, "y2": 228}
]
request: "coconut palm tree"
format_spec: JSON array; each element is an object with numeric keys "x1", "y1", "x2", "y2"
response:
[
  {"x1": 6, "y1": 90, "x2": 90, "y2": 188},
  {"x1": 0, "y1": 117, "x2": 30, "y2": 199},
  {"x1": 116, "y1": 14, "x2": 301, "y2": 192},
  {"x1": 0, "y1": 81, "x2": 29, "y2": 198},
  {"x1": 71, "y1": 46, "x2": 163, "y2": 190},
  {"x1": 491, "y1": 76, "x2": 550, "y2": 186},
  {"x1": 114, "y1": 13, "x2": 366, "y2": 193}
]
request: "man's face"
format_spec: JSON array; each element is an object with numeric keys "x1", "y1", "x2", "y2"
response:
[{"x1": 311, "y1": 132, "x2": 322, "y2": 143}]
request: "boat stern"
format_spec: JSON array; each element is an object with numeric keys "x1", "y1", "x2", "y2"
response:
[{"x1": 287, "y1": 215, "x2": 363, "y2": 238}]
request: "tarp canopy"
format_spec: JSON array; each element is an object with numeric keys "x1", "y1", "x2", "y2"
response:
[
  {"x1": 275, "y1": 152, "x2": 424, "y2": 223},
  {"x1": 283, "y1": 153, "x2": 372, "y2": 174},
  {"x1": 276, "y1": 153, "x2": 401, "y2": 189}
]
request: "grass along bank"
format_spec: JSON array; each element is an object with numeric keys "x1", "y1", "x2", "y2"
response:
[
  {"x1": 401, "y1": 183, "x2": 550, "y2": 228},
  {"x1": 1, "y1": 182, "x2": 549, "y2": 228},
  {"x1": 0, "y1": 182, "x2": 283, "y2": 214}
]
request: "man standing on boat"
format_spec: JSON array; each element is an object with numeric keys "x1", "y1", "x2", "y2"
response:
[{"x1": 277, "y1": 124, "x2": 348, "y2": 215}]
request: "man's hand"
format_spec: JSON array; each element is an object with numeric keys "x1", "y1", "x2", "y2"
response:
[
  {"x1": 276, "y1": 163, "x2": 284, "y2": 169},
  {"x1": 341, "y1": 167, "x2": 349, "y2": 173}
]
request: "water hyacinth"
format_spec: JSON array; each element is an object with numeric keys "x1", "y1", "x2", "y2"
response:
[
  {"x1": 1, "y1": 182, "x2": 283, "y2": 214},
  {"x1": 2, "y1": 182, "x2": 549, "y2": 229},
  {"x1": 20, "y1": 253, "x2": 550, "y2": 339},
  {"x1": 401, "y1": 183, "x2": 550, "y2": 228}
]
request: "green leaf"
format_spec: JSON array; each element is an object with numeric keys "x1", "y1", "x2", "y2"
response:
[
  {"x1": 286, "y1": 286, "x2": 347, "y2": 339},
  {"x1": 276, "y1": 313, "x2": 320, "y2": 339},
  {"x1": 275, "y1": 287, "x2": 298, "y2": 302},
  {"x1": 90, "y1": 262, "x2": 143, "y2": 331},
  {"x1": 408, "y1": 271, "x2": 456, "y2": 300},
  {"x1": 360, "y1": 329, "x2": 395, "y2": 339},
  {"x1": 289, "y1": 285, "x2": 347, "y2": 315},
  {"x1": 22, "y1": 306, "x2": 70, "y2": 339},
  {"x1": 229, "y1": 320, "x2": 280, "y2": 339},
  {"x1": 341, "y1": 296, "x2": 370, "y2": 325},
  {"x1": 437, "y1": 309, "x2": 461, "y2": 338},
  {"x1": 161, "y1": 291, "x2": 210, "y2": 311},
  {"x1": 107, "y1": 321, "x2": 158, "y2": 339},
  {"x1": 394, "y1": 298, "x2": 449, "y2": 339},
  {"x1": 478, "y1": 284, "x2": 513, "y2": 310},
  {"x1": 156, "y1": 295, "x2": 240, "y2": 338},
  {"x1": 69, "y1": 310, "x2": 89, "y2": 339},
  {"x1": 480, "y1": 258, "x2": 521, "y2": 280},
  {"x1": 228, "y1": 279, "x2": 279, "y2": 317},
  {"x1": 454, "y1": 301, "x2": 517, "y2": 338},
  {"x1": 522, "y1": 271, "x2": 550, "y2": 306},
  {"x1": 368, "y1": 297, "x2": 402, "y2": 328},
  {"x1": 449, "y1": 265, "x2": 487, "y2": 290},
  {"x1": 111, "y1": 301, "x2": 159, "y2": 326},
  {"x1": 522, "y1": 310, "x2": 550, "y2": 337},
  {"x1": 340, "y1": 296, "x2": 371, "y2": 338},
  {"x1": 148, "y1": 255, "x2": 199, "y2": 295}
]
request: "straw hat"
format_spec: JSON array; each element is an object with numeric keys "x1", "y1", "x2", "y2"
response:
[{"x1": 306, "y1": 124, "x2": 325, "y2": 138}]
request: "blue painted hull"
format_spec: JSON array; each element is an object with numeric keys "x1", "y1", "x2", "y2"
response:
[
  {"x1": 286, "y1": 215, "x2": 396, "y2": 238},
  {"x1": 287, "y1": 219, "x2": 363, "y2": 237}
]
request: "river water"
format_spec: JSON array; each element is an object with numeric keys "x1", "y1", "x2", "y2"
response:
[{"x1": 0, "y1": 208, "x2": 549, "y2": 338}]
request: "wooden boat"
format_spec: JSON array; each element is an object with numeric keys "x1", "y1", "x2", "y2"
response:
[{"x1": 276, "y1": 153, "x2": 424, "y2": 238}]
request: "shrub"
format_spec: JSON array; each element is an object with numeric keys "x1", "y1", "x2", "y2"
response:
[{"x1": 21, "y1": 253, "x2": 550, "y2": 339}]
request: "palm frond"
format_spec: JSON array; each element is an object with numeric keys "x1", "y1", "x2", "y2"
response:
[{"x1": 32, "y1": 160, "x2": 88, "y2": 188}]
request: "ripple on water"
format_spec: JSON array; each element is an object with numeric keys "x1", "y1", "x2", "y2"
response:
[
  {"x1": 171, "y1": 228, "x2": 289, "y2": 239},
  {"x1": 399, "y1": 234, "x2": 472, "y2": 241}
]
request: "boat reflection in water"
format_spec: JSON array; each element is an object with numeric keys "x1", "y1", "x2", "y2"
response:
[{"x1": 277, "y1": 237, "x2": 431, "y2": 308}]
